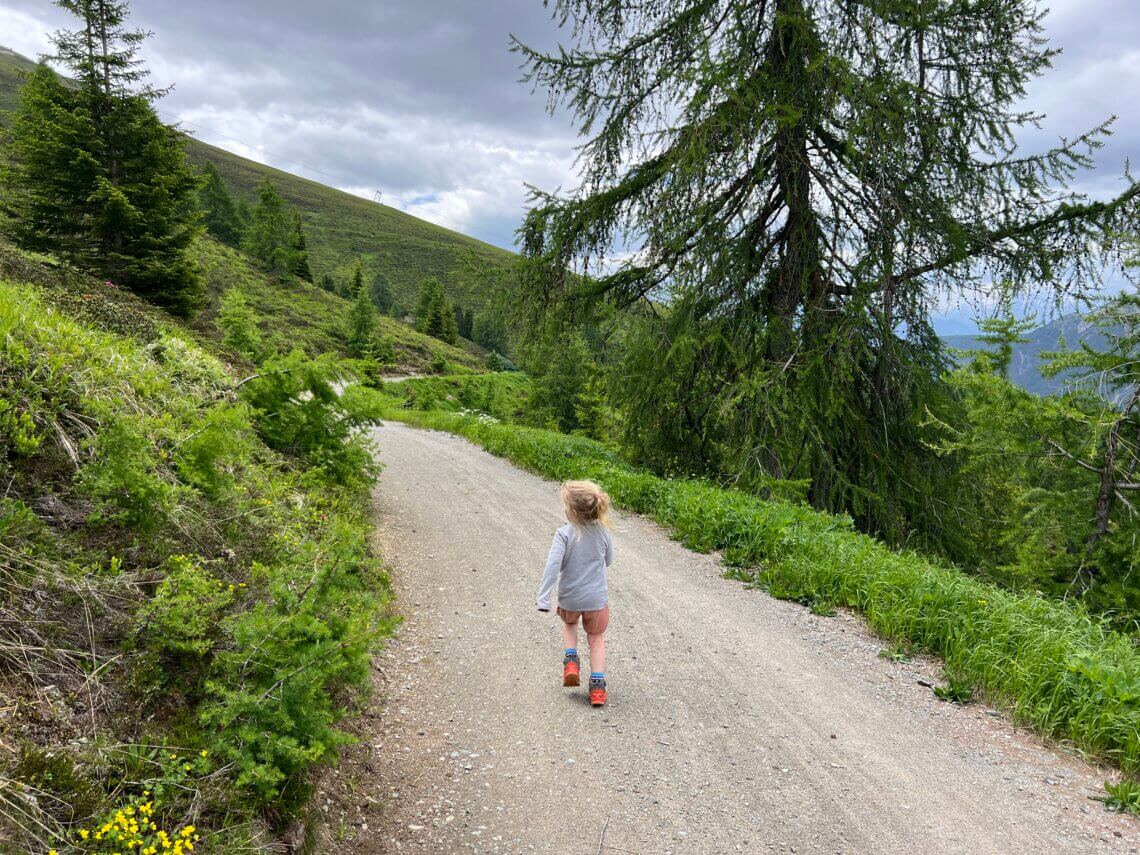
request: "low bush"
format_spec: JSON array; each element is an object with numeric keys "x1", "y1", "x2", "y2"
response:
[
  {"x1": 0, "y1": 278, "x2": 394, "y2": 851},
  {"x1": 385, "y1": 408, "x2": 1140, "y2": 777}
]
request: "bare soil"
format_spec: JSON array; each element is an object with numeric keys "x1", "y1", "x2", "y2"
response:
[{"x1": 315, "y1": 422, "x2": 1140, "y2": 854}]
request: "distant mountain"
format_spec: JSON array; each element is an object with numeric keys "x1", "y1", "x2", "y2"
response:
[{"x1": 943, "y1": 313, "x2": 1115, "y2": 396}]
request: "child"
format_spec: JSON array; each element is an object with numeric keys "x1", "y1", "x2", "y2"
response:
[{"x1": 536, "y1": 480, "x2": 614, "y2": 706}]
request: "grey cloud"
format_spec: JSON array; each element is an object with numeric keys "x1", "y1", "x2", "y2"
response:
[{"x1": 1, "y1": 0, "x2": 1137, "y2": 258}]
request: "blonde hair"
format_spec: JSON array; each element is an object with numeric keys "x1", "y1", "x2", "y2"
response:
[{"x1": 561, "y1": 480, "x2": 612, "y2": 530}]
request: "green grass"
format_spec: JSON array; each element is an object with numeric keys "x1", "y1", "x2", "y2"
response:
[
  {"x1": 380, "y1": 408, "x2": 1140, "y2": 779},
  {"x1": 0, "y1": 46, "x2": 517, "y2": 315},
  {"x1": 189, "y1": 237, "x2": 484, "y2": 372},
  {"x1": 0, "y1": 273, "x2": 396, "y2": 850},
  {"x1": 376, "y1": 371, "x2": 531, "y2": 420}
]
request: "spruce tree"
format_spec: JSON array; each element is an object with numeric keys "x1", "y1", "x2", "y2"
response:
[
  {"x1": 438, "y1": 294, "x2": 459, "y2": 345},
  {"x1": 414, "y1": 278, "x2": 439, "y2": 332},
  {"x1": 346, "y1": 280, "x2": 378, "y2": 357},
  {"x1": 350, "y1": 259, "x2": 365, "y2": 296},
  {"x1": 472, "y1": 309, "x2": 509, "y2": 356},
  {"x1": 199, "y1": 163, "x2": 244, "y2": 247},
  {"x1": 515, "y1": 0, "x2": 1140, "y2": 538},
  {"x1": 319, "y1": 273, "x2": 337, "y2": 293},
  {"x1": 242, "y1": 179, "x2": 292, "y2": 275},
  {"x1": 289, "y1": 211, "x2": 313, "y2": 281},
  {"x1": 3, "y1": 1, "x2": 202, "y2": 315},
  {"x1": 370, "y1": 271, "x2": 394, "y2": 314}
]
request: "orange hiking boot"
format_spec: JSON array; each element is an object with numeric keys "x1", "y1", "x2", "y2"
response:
[
  {"x1": 562, "y1": 652, "x2": 580, "y2": 687},
  {"x1": 589, "y1": 676, "x2": 607, "y2": 707}
]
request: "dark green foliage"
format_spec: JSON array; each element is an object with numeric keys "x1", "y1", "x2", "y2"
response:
[
  {"x1": 290, "y1": 211, "x2": 313, "y2": 281},
  {"x1": 217, "y1": 286, "x2": 263, "y2": 361},
  {"x1": 370, "y1": 270, "x2": 395, "y2": 314},
  {"x1": 242, "y1": 179, "x2": 293, "y2": 275},
  {"x1": 239, "y1": 350, "x2": 379, "y2": 487},
  {"x1": 347, "y1": 280, "x2": 379, "y2": 358},
  {"x1": 472, "y1": 308, "x2": 510, "y2": 355},
  {"x1": 199, "y1": 162, "x2": 245, "y2": 247},
  {"x1": 350, "y1": 256, "x2": 365, "y2": 296},
  {"x1": 524, "y1": 329, "x2": 592, "y2": 433},
  {"x1": 514, "y1": 0, "x2": 1140, "y2": 546},
  {"x1": 415, "y1": 277, "x2": 459, "y2": 345},
  {"x1": 319, "y1": 272, "x2": 337, "y2": 293},
  {"x1": 456, "y1": 305, "x2": 474, "y2": 339},
  {"x1": 4, "y1": 53, "x2": 202, "y2": 316}
]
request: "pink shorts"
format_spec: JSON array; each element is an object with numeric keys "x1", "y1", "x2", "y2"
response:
[{"x1": 556, "y1": 604, "x2": 610, "y2": 634}]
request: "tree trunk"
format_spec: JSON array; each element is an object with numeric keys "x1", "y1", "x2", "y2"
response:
[
  {"x1": 763, "y1": 0, "x2": 822, "y2": 362},
  {"x1": 1085, "y1": 384, "x2": 1140, "y2": 554}
]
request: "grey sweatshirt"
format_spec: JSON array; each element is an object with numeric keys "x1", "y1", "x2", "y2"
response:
[{"x1": 536, "y1": 523, "x2": 613, "y2": 612}]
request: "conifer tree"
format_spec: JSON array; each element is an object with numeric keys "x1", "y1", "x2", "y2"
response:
[
  {"x1": 242, "y1": 180, "x2": 292, "y2": 275},
  {"x1": 1043, "y1": 293, "x2": 1140, "y2": 559},
  {"x1": 218, "y1": 287, "x2": 262, "y2": 361},
  {"x1": 515, "y1": 0, "x2": 1140, "y2": 537},
  {"x1": 289, "y1": 211, "x2": 313, "y2": 281},
  {"x1": 370, "y1": 271, "x2": 394, "y2": 315},
  {"x1": 350, "y1": 259, "x2": 365, "y2": 296},
  {"x1": 3, "y1": 0, "x2": 202, "y2": 315},
  {"x1": 438, "y1": 294, "x2": 459, "y2": 345},
  {"x1": 319, "y1": 273, "x2": 337, "y2": 293},
  {"x1": 346, "y1": 268, "x2": 378, "y2": 358},
  {"x1": 414, "y1": 278, "x2": 440, "y2": 332},
  {"x1": 199, "y1": 163, "x2": 244, "y2": 247},
  {"x1": 970, "y1": 295, "x2": 1036, "y2": 379},
  {"x1": 472, "y1": 309, "x2": 510, "y2": 356}
]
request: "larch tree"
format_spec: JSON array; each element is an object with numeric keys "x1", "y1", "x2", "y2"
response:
[
  {"x1": 514, "y1": 0, "x2": 1139, "y2": 539},
  {"x1": 3, "y1": 0, "x2": 202, "y2": 315}
]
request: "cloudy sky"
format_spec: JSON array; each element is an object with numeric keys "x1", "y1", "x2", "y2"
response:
[{"x1": 2, "y1": 0, "x2": 1138, "y2": 333}]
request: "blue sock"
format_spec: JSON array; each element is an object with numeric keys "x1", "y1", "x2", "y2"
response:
[
  {"x1": 590, "y1": 672, "x2": 605, "y2": 681},
  {"x1": 564, "y1": 648, "x2": 577, "y2": 657}
]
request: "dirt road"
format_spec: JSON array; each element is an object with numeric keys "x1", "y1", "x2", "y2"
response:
[{"x1": 318, "y1": 422, "x2": 1140, "y2": 854}]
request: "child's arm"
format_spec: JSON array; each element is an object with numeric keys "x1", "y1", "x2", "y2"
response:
[
  {"x1": 536, "y1": 529, "x2": 566, "y2": 611},
  {"x1": 605, "y1": 530, "x2": 614, "y2": 568}
]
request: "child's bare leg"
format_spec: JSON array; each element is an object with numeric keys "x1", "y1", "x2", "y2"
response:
[
  {"x1": 586, "y1": 631, "x2": 606, "y2": 674},
  {"x1": 561, "y1": 617, "x2": 578, "y2": 651}
]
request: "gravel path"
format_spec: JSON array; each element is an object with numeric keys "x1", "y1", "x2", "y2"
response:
[{"x1": 317, "y1": 422, "x2": 1140, "y2": 854}]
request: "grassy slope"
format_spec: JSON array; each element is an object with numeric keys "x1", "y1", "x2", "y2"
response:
[
  {"x1": 0, "y1": 266, "x2": 396, "y2": 852},
  {"x1": 0, "y1": 47, "x2": 516, "y2": 315},
  {"x1": 189, "y1": 237, "x2": 484, "y2": 372}
]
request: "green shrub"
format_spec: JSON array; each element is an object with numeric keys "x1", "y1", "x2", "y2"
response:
[
  {"x1": 240, "y1": 350, "x2": 378, "y2": 487},
  {"x1": 136, "y1": 554, "x2": 236, "y2": 659},
  {"x1": 0, "y1": 276, "x2": 396, "y2": 846}
]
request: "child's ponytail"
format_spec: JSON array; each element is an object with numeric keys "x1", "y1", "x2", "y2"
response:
[{"x1": 561, "y1": 480, "x2": 613, "y2": 530}]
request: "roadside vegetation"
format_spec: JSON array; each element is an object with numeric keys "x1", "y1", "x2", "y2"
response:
[{"x1": 0, "y1": 266, "x2": 395, "y2": 852}]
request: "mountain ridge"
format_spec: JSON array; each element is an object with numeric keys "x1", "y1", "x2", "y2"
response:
[{"x1": 0, "y1": 46, "x2": 515, "y2": 314}]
